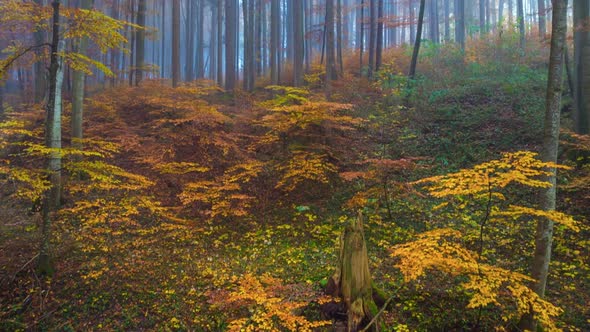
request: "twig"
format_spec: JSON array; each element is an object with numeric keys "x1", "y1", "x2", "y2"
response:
[{"x1": 4, "y1": 254, "x2": 39, "y2": 286}]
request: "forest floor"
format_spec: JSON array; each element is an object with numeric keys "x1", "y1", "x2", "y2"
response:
[{"x1": 1, "y1": 38, "x2": 590, "y2": 331}]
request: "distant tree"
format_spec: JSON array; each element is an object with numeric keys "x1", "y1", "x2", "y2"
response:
[
  {"x1": 270, "y1": 0, "x2": 280, "y2": 84},
  {"x1": 574, "y1": 0, "x2": 590, "y2": 134},
  {"x1": 376, "y1": 0, "x2": 384, "y2": 71},
  {"x1": 34, "y1": 0, "x2": 46, "y2": 103},
  {"x1": 359, "y1": 0, "x2": 365, "y2": 72},
  {"x1": 135, "y1": 0, "x2": 146, "y2": 85},
  {"x1": 368, "y1": 0, "x2": 376, "y2": 77},
  {"x1": 225, "y1": 0, "x2": 237, "y2": 90},
  {"x1": 409, "y1": 0, "x2": 426, "y2": 80},
  {"x1": 185, "y1": 0, "x2": 195, "y2": 81},
  {"x1": 72, "y1": 0, "x2": 94, "y2": 153},
  {"x1": 537, "y1": 0, "x2": 546, "y2": 37},
  {"x1": 517, "y1": 0, "x2": 525, "y2": 49},
  {"x1": 326, "y1": 0, "x2": 338, "y2": 82},
  {"x1": 444, "y1": 0, "x2": 450, "y2": 41},
  {"x1": 172, "y1": 0, "x2": 180, "y2": 87},
  {"x1": 520, "y1": 0, "x2": 568, "y2": 329},
  {"x1": 455, "y1": 0, "x2": 465, "y2": 49},
  {"x1": 293, "y1": 0, "x2": 304, "y2": 86},
  {"x1": 336, "y1": 0, "x2": 344, "y2": 75},
  {"x1": 479, "y1": 0, "x2": 486, "y2": 35}
]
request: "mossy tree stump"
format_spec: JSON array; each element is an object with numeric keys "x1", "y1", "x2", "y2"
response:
[{"x1": 326, "y1": 212, "x2": 380, "y2": 331}]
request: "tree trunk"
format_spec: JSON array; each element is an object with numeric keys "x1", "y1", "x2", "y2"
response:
[
  {"x1": 172, "y1": 0, "x2": 180, "y2": 87},
  {"x1": 537, "y1": 0, "x2": 546, "y2": 38},
  {"x1": 34, "y1": 0, "x2": 47, "y2": 104},
  {"x1": 326, "y1": 0, "x2": 338, "y2": 82},
  {"x1": 517, "y1": 0, "x2": 525, "y2": 49},
  {"x1": 326, "y1": 213, "x2": 379, "y2": 331},
  {"x1": 225, "y1": 0, "x2": 237, "y2": 90},
  {"x1": 455, "y1": 0, "x2": 465, "y2": 48},
  {"x1": 270, "y1": 0, "x2": 280, "y2": 84},
  {"x1": 480, "y1": 0, "x2": 486, "y2": 35},
  {"x1": 217, "y1": 1, "x2": 224, "y2": 87},
  {"x1": 574, "y1": 0, "x2": 590, "y2": 134},
  {"x1": 375, "y1": 0, "x2": 384, "y2": 71},
  {"x1": 136, "y1": 0, "x2": 146, "y2": 84},
  {"x1": 337, "y1": 0, "x2": 344, "y2": 75},
  {"x1": 368, "y1": 0, "x2": 376, "y2": 77},
  {"x1": 409, "y1": 0, "x2": 426, "y2": 79},
  {"x1": 293, "y1": 0, "x2": 305, "y2": 86},
  {"x1": 185, "y1": 0, "x2": 194, "y2": 81},
  {"x1": 520, "y1": 0, "x2": 567, "y2": 329},
  {"x1": 444, "y1": 0, "x2": 450, "y2": 41},
  {"x1": 359, "y1": 0, "x2": 365, "y2": 72},
  {"x1": 72, "y1": 0, "x2": 94, "y2": 153},
  {"x1": 498, "y1": 0, "x2": 504, "y2": 26},
  {"x1": 196, "y1": 0, "x2": 205, "y2": 78},
  {"x1": 38, "y1": 0, "x2": 64, "y2": 276}
]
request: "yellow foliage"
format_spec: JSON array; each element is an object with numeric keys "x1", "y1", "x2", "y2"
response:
[
  {"x1": 225, "y1": 274, "x2": 331, "y2": 332},
  {"x1": 493, "y1": 205, "x2": 579, "y2": 232},
  {"x1": 179, "y1": 161, "x2": 264, "y2": 218},
  {"x1": 153, "y1": 162, "x2": 209, "y2": 175},
  {"x1": 414, "y1": 151, "x2": 569, "y2": 199},
  {"x1": 391, "y1": 229, "x2": 563, "y2": 330},
  {"x1": 276, "y1": 151, "x2": 337, "y2": 192}
]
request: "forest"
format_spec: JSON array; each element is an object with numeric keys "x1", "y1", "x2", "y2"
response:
[{"x1": 0, "y1": 0, "x2": 589, "y2": 331}]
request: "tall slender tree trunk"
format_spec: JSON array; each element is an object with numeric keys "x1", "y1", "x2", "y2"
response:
[
  {"x1": 38, "y1": 0, "x2": 64, "y2": 276},
  {"x1": 480, "y1": 0, "x2": 486, "y2": 35},
  {"x1": 444, "y1": 0, "x2": 450, "y2": 41},
  {"x1": 376, "y1": 0, "x2": 384, "y2": 71},
  {"x1": 409, "y1": 0, "x2": 426, "y2": 79},
  {"x1": 172, "y1": 0, "x2": 180, "y2": 87},
  {"x1": 136, "y1": 0, "x2": 146, "y2": 85},
  {"x1": 293, "y1": 0, "x2": 305, "y2": 86},
  {"x1": 270, "y1": 0, "x2": 280, "y2": 84},
  {"x1": 368, "y1": 0, "x2": 376, "y2": 77},
  {"x1": 225, "y1": 0, "x2": 237, "y2": 90},
  {"x1": 128, "y1": 0, "x2": 136, "y2": 86},
  {"x1": 337, "y1": 0, "x2": 344, "y2": 75},
  {"x1": 520, "y1": 0, "x2": 568, "y2": 329},
  {"x1": 498, "y1": 0, "x2": 504, "y2": 26},
  {"x1": 359, "y1": 0, "x2": 365, "y2": 72},
  {"x1": 72, "y1": 0, "x2": 93, "y2": 153},
  {"x1": 537, "y1": 0, "x2": 546, "y2": 38},
  {"x1": 34, "y1": 0, "x2": 47, "y2": 103},
  {"x1": 455, "y1": 0, "x2": 465, "y2": 48},
  {"x1": 111, "y1": 0, "x2": 120, "y2": 86},
  {"x1": 574, "y1": 0, "x2": 590, "y2": 134},
  {"x1": 196, "y1": 0, "x2": 205, "y2": 78},
  {"x1": 410, "y1": 0, "x2": 416, "y2": 43},
  {"x1": 508, "y1": 0, "x2": 513, "y2": 25},
  {"x1": 217, "y1": 1, "x2": 224, "y2": 87},
  {"x1": 326, "y1": 0, "x2": 338, "y2": 97},
  {"x1": 517, "y1": 0, "x2": 525, "y2": 49},
  {"x1": 185, "y1": 0, "x2": 194, "y2": 81}
]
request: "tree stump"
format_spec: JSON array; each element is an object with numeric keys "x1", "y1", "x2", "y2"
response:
[{"x1": 326, "y1": 212, "x2": 380, "y2": 331}]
